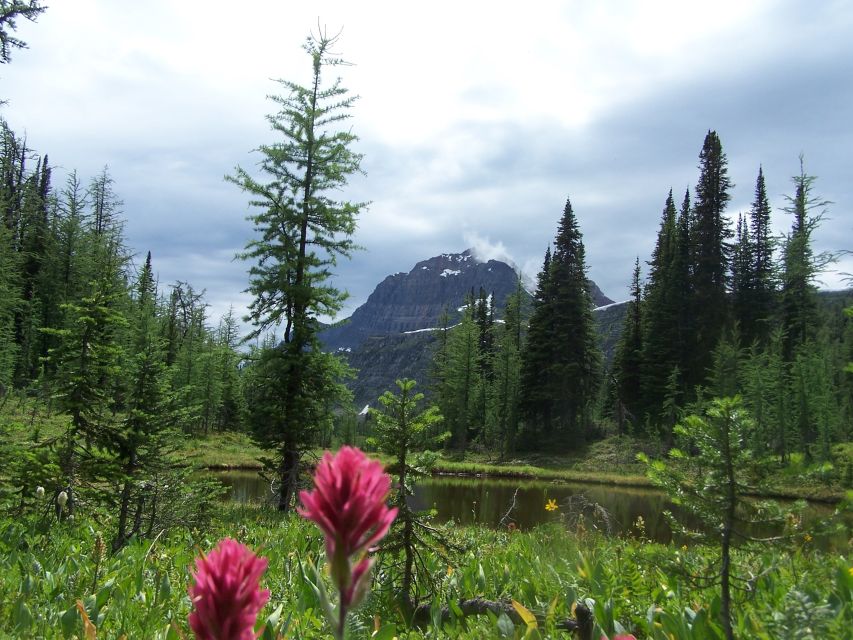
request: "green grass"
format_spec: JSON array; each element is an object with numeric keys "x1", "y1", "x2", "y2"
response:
[{"x1": 1, "y1": 503, "x2": 850, "y2": 639}]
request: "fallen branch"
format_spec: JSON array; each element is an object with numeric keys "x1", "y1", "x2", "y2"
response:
[{"x1": 408, "y1": 597, "x2": 593, "y2": 638}]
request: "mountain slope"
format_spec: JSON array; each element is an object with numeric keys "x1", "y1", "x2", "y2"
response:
[{"x1": 319, "y1": 249, "x2": 612, "y2": 351}]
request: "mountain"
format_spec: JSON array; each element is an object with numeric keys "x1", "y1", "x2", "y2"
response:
[
  {"x1": 319, "y1": 249, "x2": 616, "y2": 409},
  {"x1": 320, "y1": 249, "x2": 613, "y2": 352}
]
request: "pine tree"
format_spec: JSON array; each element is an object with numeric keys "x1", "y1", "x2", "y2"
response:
[
  {"x1": 613, "y1": 257, "x2": 643, "y2": 431},
  {"x1": 640, "y1": 192, "x2": 681, "y2": 425},
  {"x1": 0, "y1": 0, "x2": 46, "y2": 64},
  {"x1": 440, "y1": 297, "x2": 480, "y2": 450},
  {"x1": 690, "y1": 131, "x2": 732, "y2": 386},
  {"x1": 748, "y1": 167, "x2": 776, "y2": 345},
  {"x1": 112, "y1": 251, "x2": 173, "y2": 549},
  {"x1": 227, "y1": 31, "x2": 365, "y2": 511},
  {"x1": 780, "y1": 160, "x2": 829, "y2": 362},
  {"x1": 521, "y1": 198, "x2": 601, "y2": 444},
  {"x1": 0, "y1": 216, "x2": 19, "y2": 389},
  {"x1": 730, "y1": 213, "x2": 753, "y2": 343},
  {"x1": 520, "y1": 246, "x2": 554, "y2": 439},
  {"x1": 370, "y1": 378, "x2": 443, "y2": 605},
  {"x1": 486, "y1": 278, "x2": 524, "y2": 454}
]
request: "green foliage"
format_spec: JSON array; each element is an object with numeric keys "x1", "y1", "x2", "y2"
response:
[
  {"x1": 1, "y1": 503, "x2": 849, "y2": 639},
  {"x1": 521, "y1": 198, "x2": 602, "y2": 446},
  {"x1": 227, "y1": 30, "x2": 363, "y2": 511},
  {"x1": 641, "y1": 397, "x2": 813, "y2": 640},
  {"x1": 0, "y1": 0, "x2": 46, "y2": 64}
]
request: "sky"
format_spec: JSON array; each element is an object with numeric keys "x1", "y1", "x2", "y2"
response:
[{"x1": 2, "y1": 0, "x2": 852, "y2": 331}]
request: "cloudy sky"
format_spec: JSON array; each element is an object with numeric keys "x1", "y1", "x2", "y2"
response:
[{"x1": 2, "y1": 0, "x2": 852, "y2": 329}]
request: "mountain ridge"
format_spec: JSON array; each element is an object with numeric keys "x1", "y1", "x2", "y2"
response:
[{"x1": 319, "y1": 248, "x2": 613, "y2": 352}]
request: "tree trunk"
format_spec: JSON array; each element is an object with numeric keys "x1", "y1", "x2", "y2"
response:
[{"x1": 278, "y1": 447, "x2": 300, "y2": 512}]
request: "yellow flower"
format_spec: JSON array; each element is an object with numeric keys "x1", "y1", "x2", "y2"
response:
[
  {"x1": 848, "y1": 567, "x2": 853, "y2": 577},
  {"x1": 803, "y1": 534, "x2": 812, "y2": 543},
  {"x1": 545, "y1": 499, "x2": 559, "y2": 512},
  {"x1": 681, "y1": 545, "x2": 688, "y2": 551}
]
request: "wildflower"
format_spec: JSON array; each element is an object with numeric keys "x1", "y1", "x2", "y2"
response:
[
  {"x1": 35, "y1": 486, "x2": 45, "y2": 499},
  {"x1": 681, "y1": 545, "x2": 688, "y2": 551},
  {"x1": 188, "y1": 538, "x2": 269, "y2": 640},
  {"x1": 803, "y1": 533, "x2": 812, "y2": 543},
  {"x1": 848, "y1": 566, "x2": 853, "y2": 577},
  {"x1": 545, "y1": 499, "x2": 559, "y2": 512},
  {"x1": 57, "y1": 491, "x2": 68, "y2": 507},
  {"x1": 299, "y1": 447, "x2": 397, "y2": 637}
]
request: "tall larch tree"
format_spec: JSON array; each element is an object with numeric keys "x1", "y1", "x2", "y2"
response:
[
  {"x1": 227, "y1": 31, "x2": 365, "y2": 511},
  {"x1": 780, "y1": 160, "x2": 827, "y2": 362}
]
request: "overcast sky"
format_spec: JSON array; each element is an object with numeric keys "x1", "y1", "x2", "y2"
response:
[{"x1": 2, "y1": 0, "x2": 851, "y2": 331}]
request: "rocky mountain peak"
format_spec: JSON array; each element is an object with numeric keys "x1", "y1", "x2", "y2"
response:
[{"x1": 318, "y1": 249, "x2": 613, "y2": 352}]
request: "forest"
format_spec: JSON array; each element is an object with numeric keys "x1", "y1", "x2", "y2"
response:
[{"x1": 1, "y1": 5, "x2": 851, "y2": 639}]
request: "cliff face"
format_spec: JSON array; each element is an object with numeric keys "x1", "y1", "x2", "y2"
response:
[{"x1": 319, "y1": 249, "x2": 613, "y2": 351}]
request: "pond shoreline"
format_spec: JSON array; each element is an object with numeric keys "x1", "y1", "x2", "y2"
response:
[{"x1": 205, "y1": 462, "x2": 845, "y2": 504}]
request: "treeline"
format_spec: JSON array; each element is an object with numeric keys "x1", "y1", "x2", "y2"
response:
[
  {"x1": 429, "y1": 131, "x2": 852, "y2": 461},
  {"x1": 0, "y1": 120, "x2": 245, "y2": 432}
]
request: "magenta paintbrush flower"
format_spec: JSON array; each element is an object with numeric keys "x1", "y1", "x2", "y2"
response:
[
  {"x1": 299, "y1": 446, "x2": 397, "y2": 615},
  {"x1": 188, "y1": 538, "x2": 270, "y2": 640}
]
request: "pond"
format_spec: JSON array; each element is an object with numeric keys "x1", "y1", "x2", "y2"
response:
[{"x1": 214, "y1": 471, "x2": 847, "y2": 550}]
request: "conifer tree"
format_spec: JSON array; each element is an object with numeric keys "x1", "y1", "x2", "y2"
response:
[
  {"x1": 0, "y1": 217, "x2": 19, "y2": 389},
  {"x1": 690, "y1": 131, "x2": 732, "y2": 386},
  {"x1": 613, "y1": 257, "x2": 643, "y2": 430},
  {"x1": 227, "y1": 31, "x2": 365, "y2": 511},
  {"x1": 441, "y1": 297, "x2": 480, "y2": 450},
  {"x1": 486, "y1": 279, "x2": 524, "y2": 454},
  {"x1": 640, "y1": 192, "x2": 681, "y2": 424},
  {"x1": 112, "y1": 251, "x2": 173, "y2": 549},
  {"x1": 780, "y1": 161, "x2": 829, "y2": 362},
  {"x1": 730, "y1": 213, "x2": 753, "y2": 342},
  {"x1": 520, "y1": 246, "x2": 554, "y2": 439},
  {"x1": 748, "y1": 167, "x2": 776, "y2": 345},
  {"x1": 0, "y1": 0, "x2": 46, "y2": 64},
  {"x1": 521, "y1": 198, "x2": 601, "y2": 444}
]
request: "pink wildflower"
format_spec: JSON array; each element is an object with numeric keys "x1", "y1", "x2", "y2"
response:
[
  {"x1": 299, "y1": 446, "x2": 397, "y2": 607},
  {"x1": 188, "y1": 538, "x2": 270, "y2": 640}
]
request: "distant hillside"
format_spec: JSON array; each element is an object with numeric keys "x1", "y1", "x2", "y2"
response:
[
  {"x1": 320, "y1": 249, "x2": 615, "y2": 408},
  {"x1": 319, "y1": 248, "x2": 612, "y2": 351}
]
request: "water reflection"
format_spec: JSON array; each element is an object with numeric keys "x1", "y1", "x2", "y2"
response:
[{"x1": 214, "y1": 471, "x2": 846, "y2": 550}]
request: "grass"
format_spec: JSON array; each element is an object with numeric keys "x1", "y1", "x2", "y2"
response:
[{"x1": 1, "y1": 502, "x2": 850, "y2": 639}]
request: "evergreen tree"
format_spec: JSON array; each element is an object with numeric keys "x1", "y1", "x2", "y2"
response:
[
  {"x1": 486, "y1": 278, "x2": 524, "y2": 455},
  {"x1": 730, "y1": 213, "x2": 753, "y2": 343},
  {"x1": 642, "y1": 397, "x2": 791, "y2": 640},
  {"x1": 690, "y1": 131, "x2": 732, "y2": 386},
  {"x1": 112, "y1": 251, "x2": 173, "y2": 549},
  {"x1": 780, "y1": 160, "x2": 829, "y2": 361},
  {"x1": 369, "y1": 378, "x2": 444, "y2": 606},
  {"x1": 613, "y1": 257, "x2": 643, "y2": 431},
  {"x1": 521, "y1": 198, "x2": 601, "y2": 444},
  {"x1": 227, "y1": 31, "x2": 365, "y2": 511},
  {"x1": 520, "y1": 246, "x2": 554, "y2": 439},
  {"x1": 748, "y1": 167, "x2": 776, "y2": 345},
  {"x1": 0, "y1": 216, "x2": 19, "y2": 389},
  {"x1": 0, "y1": 0, "x2": 46, "y2": 64},
  {"x1": 640, "y1": 192, "x2": 682, "y2": 425},
  {"x1": 440, "y1": 297, "x2": 480, "y2": 450}
]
